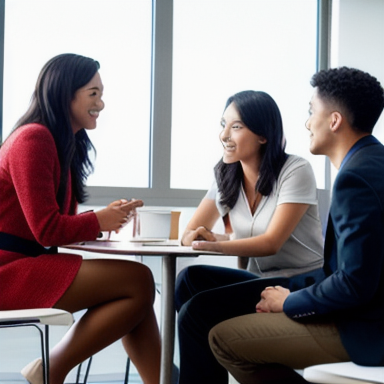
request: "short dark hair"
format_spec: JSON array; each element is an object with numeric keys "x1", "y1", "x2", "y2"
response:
[
  {"x1": 311, "y1": 67, "x2": 384, "y2": 134},
  {"x1": 13, "y1": 53, "x2": 100, "y2": 208},
  {"x1": 215, "y1": 90, "x2": 287, "y2": 209}
]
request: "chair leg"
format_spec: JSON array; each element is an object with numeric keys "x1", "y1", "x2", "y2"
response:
[
  {"x1": 83, "y1": 356, "x2": 93, "y2": 384},
  {"x1": 75, "y1": 362, "x2": 82, "y2": 384},
  {"x1": 1, "y1": 323, "x2": 48, "y2": 384},
  {"x1": 43, "y1": 325, "x2": 94, "y2": 384},
  {"x1": 43, "y1": 325, "x2": 50, "y2": 384},
  {"x1": 124, "y1": 357, "x2": 130, "y2": 384},
  {"x1": 75, "y1": 356, "x2": 93, "y2": 384}
]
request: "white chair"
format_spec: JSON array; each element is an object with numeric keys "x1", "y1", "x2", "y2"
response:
[
  {"x1": 0, "y1": 308, "x2": 74, "y2": 384},
  {"x1": 303, "y1": 362, "x2": 384, "y2": 383}
]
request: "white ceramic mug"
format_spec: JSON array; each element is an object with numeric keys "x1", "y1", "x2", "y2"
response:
[{"x1": 133, "y1": 208, "x2": 172, "y2": 239}]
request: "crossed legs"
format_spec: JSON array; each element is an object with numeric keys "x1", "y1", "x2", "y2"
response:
[
  {"x1": 52, "y1": 258, "x2": 161, "y2": 384},
  {"x1": 209, "y1": 312, "x2": 350, "y2": 384},
  {"x1": 175, "y1": 265, "x2": 289, "y2": 384}
]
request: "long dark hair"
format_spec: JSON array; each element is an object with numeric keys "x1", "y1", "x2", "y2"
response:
[
  {"x1": 12, "y1": 53, "x2": 99, "y2": 210},
  {"x1": 214, "y1": 90, "x2": 287, "y2": 209}
]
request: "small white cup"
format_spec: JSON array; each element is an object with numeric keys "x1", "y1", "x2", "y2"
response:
[{"x1": 133, "y1": 208, "x2": 172, "y2": 239}]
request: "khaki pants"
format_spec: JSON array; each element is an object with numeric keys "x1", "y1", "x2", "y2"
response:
[{"x1": 209, "y1": 312, "x2": 350, "y2": 384}]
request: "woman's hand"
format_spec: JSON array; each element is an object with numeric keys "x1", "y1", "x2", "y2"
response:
[
  {"x1": 95, "y1": 198, "x2": 144, "y2": 233},
  {"x1": 255, "y1": 286, "x2": 290, "y2": 313},
  {"x1": 181, "y1": 226, "x2": 218, "y2": 245},
  {"x1": 191, "y1": 240, "x2": 224, "y2": 253},
  {"x1": 119, "y1": 199, "x2": 144, "y2": 225}
]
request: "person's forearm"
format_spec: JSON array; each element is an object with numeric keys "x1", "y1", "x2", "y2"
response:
[{"x1": 217, "y1": 235, "x2": 280, "y2": 257}]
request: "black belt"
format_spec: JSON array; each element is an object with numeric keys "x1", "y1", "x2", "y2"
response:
[{"x1": 0, "y1": 232, "x2": 58, "y2": 257}]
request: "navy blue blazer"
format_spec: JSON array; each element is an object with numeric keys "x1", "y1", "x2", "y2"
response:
[{"x1": 284, "y1": 135, "x2": 384, "y2": 366}]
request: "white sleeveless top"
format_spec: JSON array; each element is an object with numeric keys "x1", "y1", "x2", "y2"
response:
[{"x1": 205, "y1": 155, "x2": 324, "y2": 277}]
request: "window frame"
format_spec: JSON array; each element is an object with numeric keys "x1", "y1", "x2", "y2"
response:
[{"x1": 0, "y1": 0, "x2": 331, "y2": 208}]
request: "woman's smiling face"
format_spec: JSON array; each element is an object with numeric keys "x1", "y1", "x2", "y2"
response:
[
  {"x1": 70, "y1": 71, "x2": 105, "y2": 134},
  {"x1": 219, "y1": 102, "x2": 266, "y2": 165}
]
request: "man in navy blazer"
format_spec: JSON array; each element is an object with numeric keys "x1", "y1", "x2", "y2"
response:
[{"x1": 208, "y1": 67, "x2": 384, "y2": 383}]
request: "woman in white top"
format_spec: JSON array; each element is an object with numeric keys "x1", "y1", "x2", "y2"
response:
[{"x1": 175, "y1": 90, "x2": 324, "y2": 384}]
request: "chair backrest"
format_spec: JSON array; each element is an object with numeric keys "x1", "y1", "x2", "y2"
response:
[{"x1": 317, "y1": 188, "x2": 331, "y2": 239}]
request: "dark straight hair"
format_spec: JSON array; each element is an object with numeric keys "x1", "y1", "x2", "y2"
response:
[
  {"x1": 214, "y1": 90, "x2": 287, "y2": 209},
  {"x1": 11, "y1": 53, "x2": 99, "y2": 210}
]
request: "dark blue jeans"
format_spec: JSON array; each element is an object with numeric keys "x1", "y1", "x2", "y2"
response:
[{"x1": 175, "y1": 265, "x2": 324, "y2": 384}]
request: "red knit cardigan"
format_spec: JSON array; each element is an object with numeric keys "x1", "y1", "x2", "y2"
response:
[{"x1": 0, "y1": 124, "x2": 100, "y2": 309}]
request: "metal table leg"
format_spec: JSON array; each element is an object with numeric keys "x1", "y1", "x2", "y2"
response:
[{"x1": 160, "y1": 255, "x2": 176, "y2": 384}]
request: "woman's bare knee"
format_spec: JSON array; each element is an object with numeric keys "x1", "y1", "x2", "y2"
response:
[{"x1": 54, "y1": 259, "x2": 156, "y2": 312}]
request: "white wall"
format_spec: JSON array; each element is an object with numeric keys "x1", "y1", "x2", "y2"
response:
[
  {"x1": 328, "y1": 0, "x2": 384, "y2": 180},
  {"x1": 332, "y1": 0, "x2": 384, "y2": 141}
]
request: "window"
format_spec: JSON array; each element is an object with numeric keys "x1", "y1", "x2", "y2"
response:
[
  {"x1": 2, "y1": 0, "x2": 152, "y2": 188},
  {"x1": 171, "y1": 0, "x2": 324, "y2": 190},
  {"x1": 0, "y1": 0, "x2": 325, "y2": 207}
]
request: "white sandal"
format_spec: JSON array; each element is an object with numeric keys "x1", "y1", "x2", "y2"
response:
[{"x1": 21, "y1": 358, "x2": 43, "y2": 384}]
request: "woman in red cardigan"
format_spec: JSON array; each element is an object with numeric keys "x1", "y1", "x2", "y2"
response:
[{"x1": 0, "y1": 54, "x2": 160, "y2": 384}]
